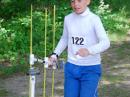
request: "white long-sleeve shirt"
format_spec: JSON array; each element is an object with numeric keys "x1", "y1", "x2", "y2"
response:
[{"x1": 54, "y1": 7, "x2": 110, "y2": 66}]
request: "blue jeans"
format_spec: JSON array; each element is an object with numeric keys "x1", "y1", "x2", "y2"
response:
[{"x1": 64, "y1": 62, "x2": 102, "y2": 97}]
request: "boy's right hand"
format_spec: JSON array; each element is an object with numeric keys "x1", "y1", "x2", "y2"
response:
[
  {"x1": 49, "y1": 54, "x2": 58, "y2": 63},
  {"x1": 48, "y1": 53, "x2": 58, "y2": 68}
]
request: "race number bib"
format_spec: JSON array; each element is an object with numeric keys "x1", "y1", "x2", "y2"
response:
[{"x1": 72, "y1": 37, "x2": 84, "y2": 45}]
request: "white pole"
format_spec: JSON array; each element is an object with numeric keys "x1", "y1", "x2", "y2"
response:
[
  {"x1": 29, "y1": 4, "x2": 36, "y2": 97},
  {"x1": 30, "y1": 74, "x2": 36, "y2": 97}
]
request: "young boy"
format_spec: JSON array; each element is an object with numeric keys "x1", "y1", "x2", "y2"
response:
[{"x1": 50, "y1": 0, "x2": 110, "y2": 97}]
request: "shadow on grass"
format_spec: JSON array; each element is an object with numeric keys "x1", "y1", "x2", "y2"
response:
[
  {"x1": 100, "y1": 41, "x2": 130, "y2": 97},
  {"x1": 99, "y1": 83, "x2": 130, "y2": 97}
]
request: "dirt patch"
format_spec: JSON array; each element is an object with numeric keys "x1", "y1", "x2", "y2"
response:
[{"x1": 3, "y1": 70, "x2": 64, "y2": 97}]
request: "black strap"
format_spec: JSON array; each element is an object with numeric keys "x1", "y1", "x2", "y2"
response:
[{"x1": 51, "y1": 52, "x2": 58, "y2": 58}]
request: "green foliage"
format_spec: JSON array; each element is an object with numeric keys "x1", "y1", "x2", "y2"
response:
[
  {"x1": 104, "y1": 0, "x2": 130, "y2": 14},
  {"x1": 0, "y1": 3, "x2": 71, "y2": 75},
  {"x1": 93, "y1": 0, "x2": 130, "y2": 41}
]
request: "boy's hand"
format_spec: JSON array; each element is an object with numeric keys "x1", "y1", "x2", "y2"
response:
[
  {"x1": 76, "y1": 48, "x2": 90, "y2": 57},
  {"x1": 49, "y1": 54, "x2": 57, "y2": 63},
  {"x1": 49, "y1": 54, "x2": 58, "y2": 68}
]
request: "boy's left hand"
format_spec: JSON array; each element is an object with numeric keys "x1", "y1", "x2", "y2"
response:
[{"x1": 76, "y1": 48, "x2": 90, "y2": 57}]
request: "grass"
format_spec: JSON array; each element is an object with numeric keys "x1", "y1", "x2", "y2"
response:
[
  {"x1": 99, "y1": 40, "x2": 130, "y2": 97},
  {"x1": 99, "y1": 67, "x2": 130, "y2": 97},
  {"x1": 0, "y1": 89, "x2": 8, "y2": 96},
  {"x1": 108, "y1": 34, "x2": 127, "y2": 42},
  {"x1": 99, "y1": 84, "x2": 130, "y2": 97},
  {"x1": 0, "y1": 64, "x2": 28, "y2": 77}
]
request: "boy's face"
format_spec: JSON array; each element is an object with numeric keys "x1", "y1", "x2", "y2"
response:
[{"x1": 71, "y1": 0, "x2": 90, "y2": 14}]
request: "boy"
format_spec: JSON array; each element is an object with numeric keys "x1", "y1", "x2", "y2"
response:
[{"x1": 50, "y1": 0, "x2": 110, "y2": 97}]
